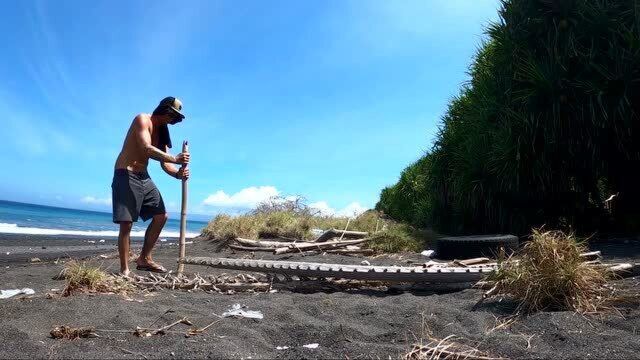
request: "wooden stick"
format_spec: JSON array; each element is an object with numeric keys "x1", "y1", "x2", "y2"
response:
[
  {"x1": 337, "y1": 218, "x2": 351, "y2": 242},
  {"x1": 177, "y1": 141, "x2": 189, "y2": 274}
]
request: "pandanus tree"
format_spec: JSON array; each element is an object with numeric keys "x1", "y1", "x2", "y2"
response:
[{"x1": 377, "y1": 0, "x2": 640, "y2": 235}]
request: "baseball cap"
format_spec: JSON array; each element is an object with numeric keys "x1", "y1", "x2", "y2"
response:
[{"x1": 156, "y1": 96, "x2": 185, "y2": 119}]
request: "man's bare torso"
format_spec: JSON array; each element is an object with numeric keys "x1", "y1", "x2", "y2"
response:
[{"x1": 115, "y1": 114, "x2": 159, "y2": 172}]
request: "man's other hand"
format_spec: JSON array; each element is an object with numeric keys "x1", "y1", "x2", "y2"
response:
[
  {"x1": 175, "y1": 152, "x2": 190, "y2": 164},
  {"x1": 176, "y1": 167, "x2": 190, "y2": 180}
]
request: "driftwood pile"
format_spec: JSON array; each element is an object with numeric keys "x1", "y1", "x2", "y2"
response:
[
  {"x1": 229, "y1": 228, "x2": 374, "y2": 255},
  {"x1": 130, "y1": 272, "x2": 270, "y2": 293}
]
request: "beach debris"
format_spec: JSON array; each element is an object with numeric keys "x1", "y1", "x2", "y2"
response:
[
  {"x1": 0, "y1": 288, "x2": 35, "y2": 299},
  {"x1": 87, "y1": 240, "x2": 95, "y2": 244},
  {"x1": 130, "y1": 273, "x2": 270, "y2": 293},
  {"x1": 276, "y1": 346, "x2": 290, "y2": 350},
  {"x1": 30, "y1": 257, "x2": 42, "y2": 263},
  {"x1": 580, "y1": 251, "x2": 602, "y2": 261},
  {"x1": 274, "y1": 238, "x2": 372, "y2": 255},
  {"x1": 99, "y1": 254, "x2": 108, "y2": 259},
  {"x1": 315, "y1": 228, "x2": 368, "y2": 242},
  {"x1": 360, "y1": 260, "x2": 371, "y2": 266},
  {"x1": 303, "y1": 343, "x2": 319, "y2": 349},
  {"x1": 160, "y1": 238, "x2": 167, "y2": 242},
  {"x1": 5, "y1": 252, "x2": 10, "y2": 255},
  {"x1": 224, "y1": 304, "x2": 261, "y2": 319},
  {"x1": 421, "y1": 250, "x2": 435, "y2": 258},
  {"x1": 186, "y1": 316, "x2": 224, "y2": 337},
  {"x1": 99, "y1": 239, "x2": 105, "y2": 243},
  {"x1": 134, "y1": 317, "x2": 192, "y2": 337},
  {"x1": 50, "y1": 325, "x2": 98, "y2": 340},
  {"x1": 181, "y1": 257, "x2": 492, "y2": 283},
  {"x1": 405, "y1": 335, "x2": 502, "y2": 360},
  {"x1": 222, "y1": 304, "x2": 264, "y2": 319}
]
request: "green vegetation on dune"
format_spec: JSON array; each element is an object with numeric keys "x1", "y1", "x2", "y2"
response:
[
  {"x1": 203, "y1": 197, "x2": 434, "y2": 253},
  {"x1": 377, "y1": 0, "x2": 640, "y2": 235}
]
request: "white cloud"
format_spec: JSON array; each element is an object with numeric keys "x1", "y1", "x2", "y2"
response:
[
  {"x1": 309, "y1": 201, "x2": 335, "y2": 216},
  {"x1": 203, "y1": 186, "x2": 279, "y2": 208},
  {"x1": 309, "y1": 201, "x2": 368, "y2": 218},
  {"x1": 81, "y1": 196, "x2": 112, "y2": 206},
  {"x1": 336, "y1": 202, "x2": 368, "y2": 217}
]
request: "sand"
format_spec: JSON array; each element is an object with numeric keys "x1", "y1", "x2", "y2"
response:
[{"x1": 0, "y1": 234, "x2": 639, "y2": 359}]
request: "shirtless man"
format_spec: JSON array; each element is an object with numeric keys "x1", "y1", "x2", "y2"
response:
[{"x1": 112, "y1": 97, "x2": 190, "y2": 276}]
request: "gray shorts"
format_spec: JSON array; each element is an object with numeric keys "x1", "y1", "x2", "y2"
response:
[{"x1": 112, "y1": 169, "x2": 166, "y2": 223}]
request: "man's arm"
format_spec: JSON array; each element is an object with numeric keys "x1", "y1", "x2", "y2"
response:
[
  {"x1": 134, "y1": 116, "x2": 180, "y2": 163},
  {"x1": 161, "y1": 146, "x2": 191, "y2": 180},
  {"x1": 161, "y1": 145, "x2": 179, "y2": 178}
]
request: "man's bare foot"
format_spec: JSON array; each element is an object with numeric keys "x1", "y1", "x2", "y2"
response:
[
  {"x1": 119, "y1": 269, "x2": 131, "y2": 277},
  {"x1": 135, "y1": 258, "x2": 167, "y2": 273}
]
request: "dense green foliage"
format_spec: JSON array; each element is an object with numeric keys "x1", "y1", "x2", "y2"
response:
[{"x1": 377, "y1": 0, "x2": 640, "y2": 235}]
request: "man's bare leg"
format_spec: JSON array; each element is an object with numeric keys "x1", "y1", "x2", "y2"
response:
[
  {"x1": 118, "y1": 222, "x2": 133, "y2": 276},
  {"x1": 136, "y1": 213, "x2": 168, "y2": 269}
]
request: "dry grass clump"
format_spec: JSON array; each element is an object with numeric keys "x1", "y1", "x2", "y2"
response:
[
  {"x1": 59, "y1": 261, "x2": 133, "y2": 296},
  {"x1": 405, "y1": 336, "x2": 501, "y2": 360},
  {"x1": 202, "y1": 197, "x2": 431, "y2": 253},
  {"x1": 50, "y1": 325, "x2": 98, "y2": 339},
  {"x1": 487, "y1": 229, "x2": 612, "y2": 314},
  {"x1": 405, "y1": 314, "x2": 502, "y2": 360}
]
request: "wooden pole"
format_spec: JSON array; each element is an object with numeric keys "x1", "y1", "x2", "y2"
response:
[{"x1": 177, "y1": 140, "x2": 189, "y2": 274}]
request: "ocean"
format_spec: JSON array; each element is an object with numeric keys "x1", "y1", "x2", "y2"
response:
[{"x1": 0, "y1": 200, "x2": 207, "y2": 239}]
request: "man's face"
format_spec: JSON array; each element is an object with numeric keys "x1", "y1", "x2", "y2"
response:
[{"x1": 168, "y1": 111, "x2": 183, "y2": 125}]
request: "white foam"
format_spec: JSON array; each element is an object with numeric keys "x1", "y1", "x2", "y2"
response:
[{"x1": 0, "y1": 223, "x2": 199, "y2": 238}]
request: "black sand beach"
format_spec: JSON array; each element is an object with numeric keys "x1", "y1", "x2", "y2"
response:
[{"x1": 1, "y1": 235, "x2": 639, "y2": 359}]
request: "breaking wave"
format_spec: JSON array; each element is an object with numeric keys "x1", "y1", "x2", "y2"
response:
[{"x1": 0, "y1": 223, "x2": 199, "y2": 238}]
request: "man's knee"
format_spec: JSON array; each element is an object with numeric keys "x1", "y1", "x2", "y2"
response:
[
  {"x1": 153, "y1": 213, "x2": 168, "y2": 223},
  {"x1": 119, "y1": 221, "x2": 133, "y2": 231}
]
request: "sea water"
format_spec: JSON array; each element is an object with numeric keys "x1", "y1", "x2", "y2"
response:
[{"x1": 0, "y1": 200, "x2": 206, "y2": 239}]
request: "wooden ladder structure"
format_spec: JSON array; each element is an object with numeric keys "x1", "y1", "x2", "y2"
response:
[{"x1": 180, "y1": 257, "x2": 495, "y2": 283}]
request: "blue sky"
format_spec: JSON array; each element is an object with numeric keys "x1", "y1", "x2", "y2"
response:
[{"x1": 0, "y1": 0, "x2": 500, "y2": 220}]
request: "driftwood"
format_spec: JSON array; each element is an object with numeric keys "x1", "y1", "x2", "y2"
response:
[
  {"x1": 325, "y1": 248, "x2": 375, "y2": 255},
  {"x1": 229, "y1": 244, "x2": 276, "y2": 252},
  {"x1": 134, "y1": 317, "x2": 192, "y2": 337},
  {"x1": 579, "y1": 251, "x2": 602, "y2": 261},
  {"x1": 235, "y1": 237, "x2": 314, "y2": 248},
  {"x1": 274, "y1": 238, "x2": 370, "y2": 255},
  {"x1": 453, "y1": 257, "x2": 493, "y2": 267},
  {"x1": 315, "y1": 228, "x2": 368, "y2": 243},
  {"x1": 605, "y1": 263, "x2": 639, "y2": 277},
  {"x1": 131, "y1": 273, "x2": 270, "y2": 293}
]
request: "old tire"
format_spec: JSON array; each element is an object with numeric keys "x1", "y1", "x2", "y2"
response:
[{"x1": 435, "y1": 235, "x2": 519, "y2": 260}]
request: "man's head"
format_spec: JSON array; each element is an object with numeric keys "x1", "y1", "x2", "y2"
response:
[{"x1": 152, "y1": 96, "x2": 185, "y2": 125}]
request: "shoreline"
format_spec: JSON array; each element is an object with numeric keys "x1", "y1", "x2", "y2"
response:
[{"x1": 0, "y1": 233, "x2": 196, "y2": 265}]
